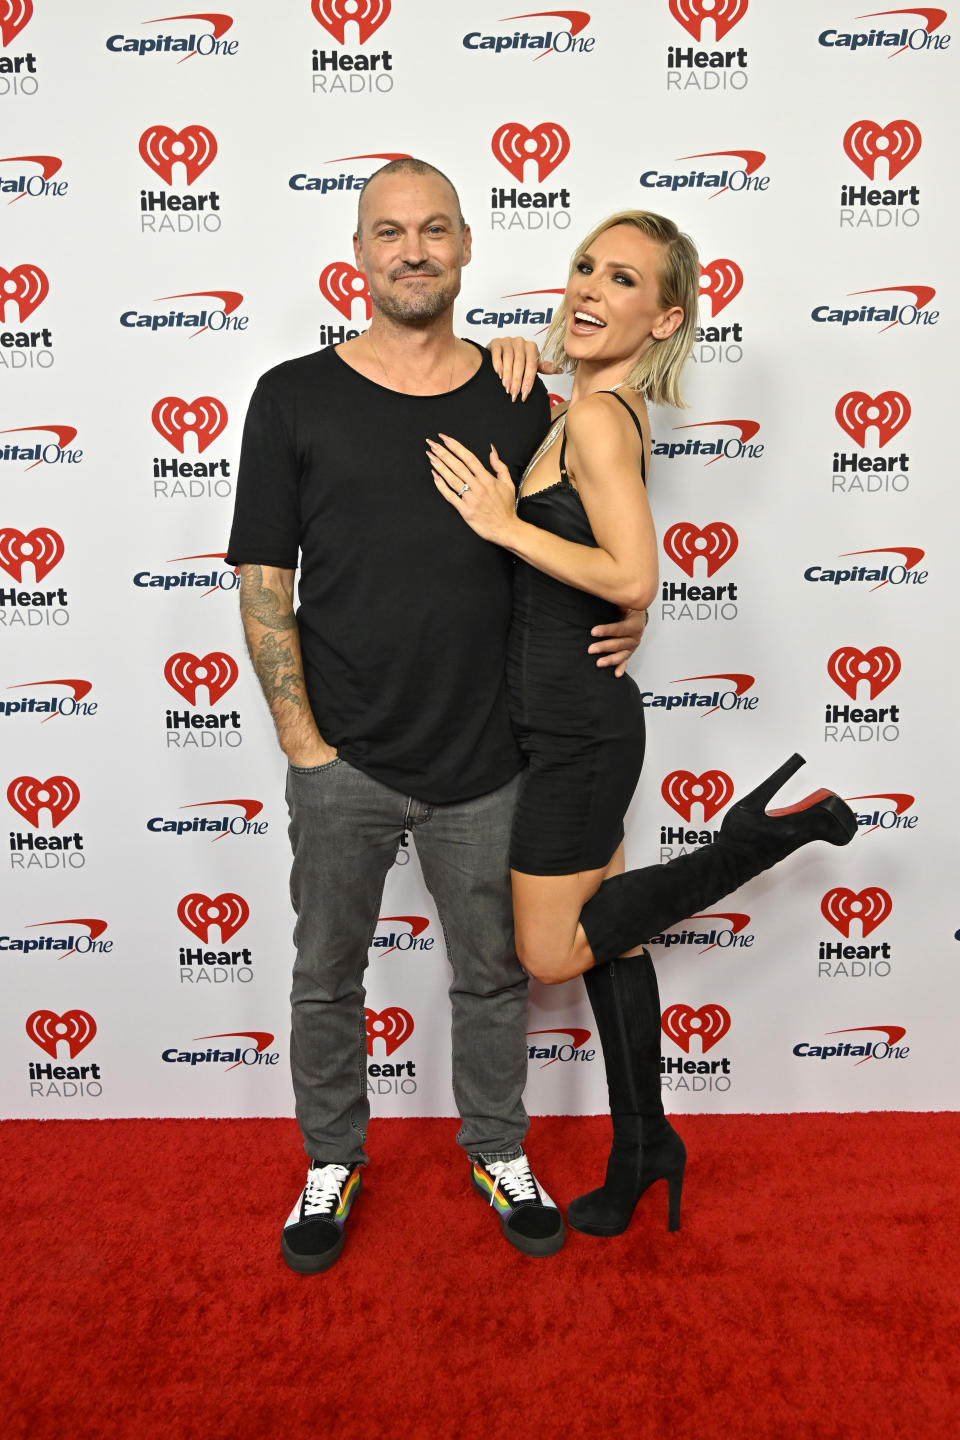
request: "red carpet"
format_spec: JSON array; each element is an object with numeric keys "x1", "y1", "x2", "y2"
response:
[{"x1": 4, "y1": 1113, "x2": 958, "y2": 1439}]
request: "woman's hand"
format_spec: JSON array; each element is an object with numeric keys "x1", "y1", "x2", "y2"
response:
[
  {"x1": 428, "y1": 434, "x2": 520, "y2": 547},
  {"x1": 488, "y1": 336, "x2": 560, "y2": 401}
]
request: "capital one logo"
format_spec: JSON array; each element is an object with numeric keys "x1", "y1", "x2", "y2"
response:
[
  {"x1": 364, "y1": 1006, "x2": 413, "y2": 1057},
  {"x1": 1, "y1": 0, "x2": 32, "y2": 46},
  {"x1": 312, "y1": 0, "x2": 390, "y2": 43},
  {"x1": 827, "y1": 645, "x2": 900, "y2": 699},
  {"x1": 178, "y1": 891, "x2": 249, "y2": 942},
  {"x1": 821, "y1": 886, "x2": 892, "y2": 938},
  {"x1": 164, "y1": 652, "x2": 238, "y2": 705},
  {"x1": 843, "y1": 119, "x2": 921, "y2": 179},
  {"x1": 491, "y1": 122, "x2": 570, "y2": 182},
  {"x1": 0, "y1": 526, "x2": 63, "y2": 581},
  {"x1": 8, "y1": 774, "x2": 79, "y2": 828},
  {"x1": 661, "y1": 1003, "x2": 731, "y2": 1053},
  {"x1": 527, "y1": 1027, "x2": 592, "y2": 1068},
  {"x1": 139, "y1": 125, "x2": 218, "y2": 185},
  {"x1": 699, "y1": 258, "x2": 742, "y2": 316},
  {"x1": 152, "y1": 396, "x2": 227, "y2": 453},
  {"x1": 662, "y1": 769, "x2": 733, "y2": 822},
  {"x1": 26, "y1": 1008, "x2": 96, "y2": 1059},
  {"x1": 319, "y1": 261, "x2": 371, "y2": 321},
  {"x1": 0, "y1": 154, "x2": 62, "y2": 205},
  {"x1": 663, "y1": 521, "x2": 738, "y2": 577},
  {"x1": 836, "y1": 391, "x2": 910, "y2": 448},
  {"x1": 669, "y1": 0, "x2": 747, "y2": 41},
  {"x1": 0, "y1": 263, "x2": 48, "y2": 322}
]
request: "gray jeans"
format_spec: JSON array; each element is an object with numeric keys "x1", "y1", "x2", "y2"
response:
[{"x1": 285, "y1": 758, "x2": 529, "y2": 1167}]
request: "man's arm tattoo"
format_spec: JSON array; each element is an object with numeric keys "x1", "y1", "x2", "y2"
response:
[
  {"x1": 250, "y1": 632, "x2": 304, "y2": 710},
  {"x1": 243, "y1": 564, "x2": 297, "y2": 632}
]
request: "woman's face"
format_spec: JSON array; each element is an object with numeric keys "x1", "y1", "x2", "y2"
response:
[{"x1": 563, "y1": 223, "x2": 682, "y2": 367}]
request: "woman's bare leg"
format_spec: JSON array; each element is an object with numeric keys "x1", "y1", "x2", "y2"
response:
[{"x1": 511, "y1": 842, "x2": 624, "y2": 985}]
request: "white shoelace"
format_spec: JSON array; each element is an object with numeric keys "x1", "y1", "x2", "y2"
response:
[
  {"x1": 303, "y1": 1162, "x2": 350, "y2": 1217},
  {"x1": 484, "y1": 1155, "x2": 538, "y2": 1207}
]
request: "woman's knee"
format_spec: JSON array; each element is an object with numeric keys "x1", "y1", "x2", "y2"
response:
[{"x1": 515, "y1": 933, "x2": 571, "y2": 986}]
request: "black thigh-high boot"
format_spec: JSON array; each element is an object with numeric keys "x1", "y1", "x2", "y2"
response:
[
  {"x1": 580, "y1": 754, "x2": 858, "y2": 965},
  {"x1": 567, "y1": 951, "x2": 686, "y2": 1236}
]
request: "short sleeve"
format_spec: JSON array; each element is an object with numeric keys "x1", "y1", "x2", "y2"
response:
[{"x1": 225, "y1": 377, "x2": 302, "y2": 569}]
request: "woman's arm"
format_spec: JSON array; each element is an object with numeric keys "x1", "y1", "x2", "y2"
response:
[{"x1": 428, "y1": 393, "x2": 657, "y2": 613}]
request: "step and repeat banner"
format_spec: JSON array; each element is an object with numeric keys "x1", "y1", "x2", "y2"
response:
[{"x1": 2, "y1": 1, "x2": 954, "y2": 1122}]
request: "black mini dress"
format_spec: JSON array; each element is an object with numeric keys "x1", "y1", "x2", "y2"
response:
[{"x1": 507, "y1": 391, "x2": 647, "y2": 875}]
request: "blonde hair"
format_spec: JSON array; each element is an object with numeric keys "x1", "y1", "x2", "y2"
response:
[{"x1": 542, "y1": 210, "x2": 700, "y2": 408}]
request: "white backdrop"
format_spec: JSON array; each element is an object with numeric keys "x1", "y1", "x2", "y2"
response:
[{"x1": 2, "y1": 0, "x2": 954, "y2": 1121}]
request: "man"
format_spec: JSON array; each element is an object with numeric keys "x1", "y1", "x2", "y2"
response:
[{"x1": 226, "y1": 159, "x2": 643, "y2": 1273}]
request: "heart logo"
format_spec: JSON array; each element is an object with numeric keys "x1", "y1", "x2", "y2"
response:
[
  {"x1": 318, "y1": 261, "x2": 371, "y2": 321},
  {"x1": 151, "y1": 396, "x2": 228, "y2": 454},
  {"x1": 178, "y1": 892, "x2": 250, "y2": 943},
  {"x1": 311, "y1": 0, "x2": 390, "y2": 44},
  {"x1": 0, "y1": 0, "x2": 33, "y2": 47},
  {"x1": 669, "y1": 0, "x2": 748, "y2": 43},
  {"x1": 843, "y1": 119, "x2": 922, "y2": 180},
  {"x1": 7, "y1": 774, "x2": 79, "y2": 828},
  {"x1": 491, "y1": 122, "x2": 570, "y2": 183},
  {"x1": 835, "y1": 391, "x2": 910, "y2": 449},
  {"x1": 661, "y1": 1003, "x2": 731, "y2": 1054},
  {"x1": 0, "y1": 262, "x2": 48, "y2": 321},
  {"x1": 821, "y1": 887, "x2": 892, "y2": 938},
  {"x1": 827, "y1": 645, "x2": 901, "y2": 700},
  {"x1": 26, "y1": 1008, "x2": 96, "y2": 1059},
  {"x1": 364, "y1": 1006, "x2": 414, "y2": 1057},
  {"x1": 662, "y1": 521, "x2": 738, "y2": 578},
  {"x1": 138, "y1": 125, "x2": 218, "y2": 186},
  {"x1": 698, "y1": 258, "x2": 743, "y2": 317},
  {"x1": 164, "y1": 652, "x2": 239, "y2": 706},
  {"x1": 0, "y1": 526, "x2": 64, "y2": 583},
  {"x1": 661, "y1": 770, "x2": 734, "y2": 823}
]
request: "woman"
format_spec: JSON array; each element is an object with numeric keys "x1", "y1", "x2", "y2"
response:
[{"x1": 429, "y1": 211, "x2": 857, "y2": 1237}]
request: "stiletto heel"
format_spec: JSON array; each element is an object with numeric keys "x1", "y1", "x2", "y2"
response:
[
  {"x1": 735, "y1": 751, "x2": 805, "y2": 811},
  {"x1": 666, "y1": 1162, "x2": 684, "y2": 1232},
  {"x1": 721, "y1": 756, "x2": 858, "y2": 852}
]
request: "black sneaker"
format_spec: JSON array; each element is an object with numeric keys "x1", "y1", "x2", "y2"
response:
[
  {"x1": 472, "y1": 1152, "x2": 565, "y2": 1257},
  {"x1": 281, "y1": 1161, "x2": 361, "y2": 1274}
]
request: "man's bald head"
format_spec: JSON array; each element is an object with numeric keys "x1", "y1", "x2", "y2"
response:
[{"x1": 357, "y1": 158, "x2": 465, "y2": 235}]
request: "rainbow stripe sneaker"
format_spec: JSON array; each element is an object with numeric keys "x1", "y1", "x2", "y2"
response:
[
  {"x1": 281, "y1": 1161, "x2": 361, "y2": 1274},
  {"x1": 472, "y1": 1152, "x2": 565, "y2": 1257}
]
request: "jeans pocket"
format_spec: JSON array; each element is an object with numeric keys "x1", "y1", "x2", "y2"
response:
[{"x1": 288, "y1": 756, "x2": 343, "y2": 776}]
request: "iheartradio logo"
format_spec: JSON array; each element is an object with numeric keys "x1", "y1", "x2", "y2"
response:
[
  {"x1": 669, "y1": 0, "x2": 747, "y2": 42},
  {"x1": 152, "y1": 396, "x2": 227, "y2": 454},
  {"x1": 821, "y1": 887, "x2": 892, "y2": 938},
  {"x1": 164, "y1": 652, "x2": 238, "y2": 705},
  {"x1": 26, "y1": 1008, "x2": 96, "y2": 1059},
  {"x1": 178, "y1": 892, "x2": 249, "y2": 943},
  {"x1": 365, "y1": 1006, "x2": 413, "y2": 1057},
  {"x1": 0, "y1": 262, "x2": 48, "y2": 322},
  {"x1": 662, "y1": 769, "x2": 733, "y2": 823},
  {"x1": 661, "y1": 1003, "x2": 731, "y2": 1054},
  {"x1": 312, "y1": 0, "x2": 390, "y2": 44},
  {"x1": 0, "y1": 0, "x2": 32, "y2": 47},
  {"x1": 827, "y1": 645, "x2": 900, "y2": 700},
  {"x1": 699, "y1": 259, "x2": 742, "y2": 316},
  {"x1": 139, "y1": 125, "x2": 217, "y2": 185},
  {"x1": 663, "y1": 521, "x2": 738, "y2": 578},
  {"x1": 835, "y1": 391, "x2": 910, "y2": 448},
  {"x1": 843, "y1": 119, "x2": 921, "y2": 180},
  {"x1": 8, "y1": 774, "x2": 79, "y2": 828},
  {"x1": 319, "y1": 261, "x2": 371, "y2": 321},
  {"x1": 0, "y1": 526, "x2": 63, "y2": 583},
  {"x1": 491, "y1": 122, "x2": 570, "y2": 183}
]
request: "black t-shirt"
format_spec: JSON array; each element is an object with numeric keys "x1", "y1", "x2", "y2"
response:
[{"x1": 226, "y1": 344, "x2": 550, "y2": 803}]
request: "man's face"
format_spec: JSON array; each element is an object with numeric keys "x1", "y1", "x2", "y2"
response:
[{"x1": 353, "y1": 171, "x2": 471, "y2": 324}]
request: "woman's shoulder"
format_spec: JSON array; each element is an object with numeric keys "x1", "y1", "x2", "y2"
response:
[{"x1": 565, "y1": 388, "x2": 649, "y2": 443}]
